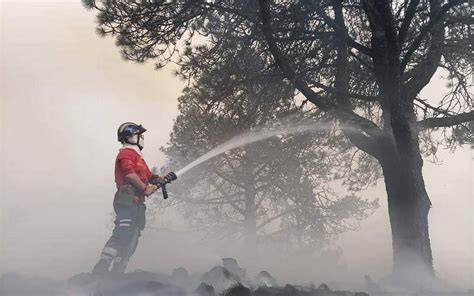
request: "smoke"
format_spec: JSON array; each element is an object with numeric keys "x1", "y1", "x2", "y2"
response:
[{"x1": 1, "y1": 1, "x2": 472, "y2": 295}]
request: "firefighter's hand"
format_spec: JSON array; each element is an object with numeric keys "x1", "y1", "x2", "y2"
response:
[
  {"x1": 144, "y1": 184, "x2": 158, "y2": 196},
  {"x1": 150, "y1": 175, "x2": 166, "y2": 186}
]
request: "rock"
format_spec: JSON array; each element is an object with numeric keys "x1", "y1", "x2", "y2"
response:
[
  {"x1": 253, "y1": 284, "x2": 368, "y2": 296},
  {"x1": 194, "y1": 282, "x2": 216, "y2": 296},
  {"x1": 222, "y1": 258, "x2": 246, "y2": 280},
  {"x1": 253, "y1": 284, "x2": 300, "y2": 296},
  {"x1": 318, "y1": 283, "x2": 330, "y2": 291},
  {"x1": 255, "y1": 271, "x2": 277, "y2": 287},
  {"x1": 0, "y1": 270, "x2": 381, "y2": 296},
  {"x1": 224, "y1": 283, "x2": 251, "y2": 296},
  {"x1": 282, "y1": 284, "x2": 299, "y2": 295},
  {"x1": 201, "y1": 266, "x2": 239, "y2": 293},
  {"x1": 99, "y1": 278, "x2": 185, "y2": 296}
]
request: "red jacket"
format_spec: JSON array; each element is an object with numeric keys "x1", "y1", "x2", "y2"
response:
[{"x1": 115, "y1": 147, "x2": 153, "y2": 187}]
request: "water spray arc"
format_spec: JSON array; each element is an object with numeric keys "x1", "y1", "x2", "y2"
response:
[{"x1": 174, "y1": 120, "x2": 344, "y2": 178}]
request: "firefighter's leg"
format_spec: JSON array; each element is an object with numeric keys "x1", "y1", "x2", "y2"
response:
[
  {"x1": 92, "y1": 204, "x2": 136, "y2": 274},
  {"x1": 92, "y1": 244, "x2": 117, "y2": 274},
  {"x1": 110, "y1": 226, "x2": 140, "y2": 273},
  {"x1": 125, "y1": 203, "x2": 146, "y2": 258},
  {"x1": 110, "y1": 203, "x2": 145, "y2": 273}
]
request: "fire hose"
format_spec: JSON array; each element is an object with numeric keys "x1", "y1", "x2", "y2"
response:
[{"x1": 150, "y1": 172, "x2": 177, "y2": 199}]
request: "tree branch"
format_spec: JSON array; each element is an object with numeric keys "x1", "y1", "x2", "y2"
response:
[
  {"x1": 314, "y1": 3, "x2": 373, "y2": 56},
  {"x1": 403, "y1": 0, "x2": 447, "y2": 99},
  {"x1": 417, "y1": 111, "x2": 474, "y2": 130},
  {"x1": 415, "y1": 97, "x2": 453, "y2": 117},
  {"x1": 398, "y1": 0, "x2": 420, "y2": 44},
  {"x1": 212, "y1": 167, "x2": 246, "y2": 189},
  {"x1": 401, "y1": 0, "x2": 467, "y2": 71},
  {"x1": 194, "y1": 1, "x2": 257, "y2": 23},
  {"x1": 209, "y1": 177, "x2": 247, "y2": 216},
  {"x1": 257, "y1": 206, "x2": 303, "y2": 230},
  {"x1": 258, "y1": 0, "x2": 384, "y2": 157}
]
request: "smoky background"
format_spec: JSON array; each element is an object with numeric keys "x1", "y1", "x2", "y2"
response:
[{"x1": 0, "y1": 0, "x2": 472, "y2": 291}]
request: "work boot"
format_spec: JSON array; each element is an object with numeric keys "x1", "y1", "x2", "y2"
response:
[{"x1": 92, "y1": 259, "x2": 110, "y2": 276}]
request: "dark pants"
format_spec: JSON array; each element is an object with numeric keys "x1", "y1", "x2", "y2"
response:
[{"x1": 96, "y1": 201, "x2": 146, "y2": 273}]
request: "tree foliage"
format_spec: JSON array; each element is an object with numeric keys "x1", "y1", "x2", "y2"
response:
[
  {"x1": 83, "y1": 0, "x2": 472, "y2": 141},
  {"x1": 162, "y1": 48, "x2": 378, "y2": 249}
]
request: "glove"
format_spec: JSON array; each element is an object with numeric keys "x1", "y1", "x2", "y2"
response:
[
  {"x1": 143, "y1": 184, "x2": 158, "y2": 196},
  {"x1": 150, "y1": 175, "x2": 166, "y2": 186},
  {"x1": 163, "y1": 172, "x2": 177, "y2": 183}
]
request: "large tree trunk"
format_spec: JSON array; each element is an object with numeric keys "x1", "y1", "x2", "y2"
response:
[
  {"x1": 380, "y1": 146, "x2": 433, "y2": 283},
  {"x1": 243, "y1": 212, "x2": 258, "y2": 255},
  {"x1": 377, "y1": 70, "x2": 434, "y2": 285},
  {"x1": 379, "y1": 60, "x2": 434, "y2": 285},
  {"x1": 363, "y1": 0, "x2": 435, "y2": 282},
  {"x1": 376, "y1": 43, "x2": 434, "y2": 280},
  {"x1": 377, "y1": 69, "x2": 434, "y2": 281}
]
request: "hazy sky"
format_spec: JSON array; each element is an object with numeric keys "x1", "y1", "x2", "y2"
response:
[{"x1": 0, "y1": 1, "x2": 472, "y2": 290}]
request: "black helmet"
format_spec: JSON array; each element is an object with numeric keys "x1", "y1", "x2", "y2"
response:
[{"x1": 117, "y1": 122, "x2": 147, "y2": 142}]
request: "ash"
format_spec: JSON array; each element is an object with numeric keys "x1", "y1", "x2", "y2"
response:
[{"x1": 1, "y1": 258, "x2": 472, "y2": 296}]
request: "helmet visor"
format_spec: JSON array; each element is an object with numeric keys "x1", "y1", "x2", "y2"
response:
[{"x1": 136, "y1": 125, "x2": 147, "y2": 134}]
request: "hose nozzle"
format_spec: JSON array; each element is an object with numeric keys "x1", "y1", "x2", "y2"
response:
[
  {"x1": 163, "y1": 172, "x2": 177, "y2": 183},
  {"x1": 158, "y1": 172, "x2": 177, "y2": 200}
]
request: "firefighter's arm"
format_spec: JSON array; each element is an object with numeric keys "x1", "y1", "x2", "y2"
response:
[
  {"x1": 120, "y1": 158, "x2": 157, "y2": 196},
  {"x1": 124, "y1": 173, "x2": 157, "y2": 196}
]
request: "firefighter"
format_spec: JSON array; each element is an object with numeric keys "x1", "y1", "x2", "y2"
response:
[{"x1": 92, "y1": 122, "x2": 175, "y2": 274}]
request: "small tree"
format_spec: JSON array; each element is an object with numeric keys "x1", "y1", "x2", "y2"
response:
[{"x1": 163, "y1": 49, "x2": 378, "y2": 255}]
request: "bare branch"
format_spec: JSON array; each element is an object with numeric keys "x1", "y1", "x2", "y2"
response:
[
  {"x1": 398, "y1": 0, "x2": 420, "y2": 44},
  {"x1": 314, "y1": 3, "x2": 373, "y2": 56},
  {"x1": 417, "y1": 110, "x2": 474, "y2": 130},
  {"x1": 401, "y1": 0, "x2": 468, "y2": 71}
]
